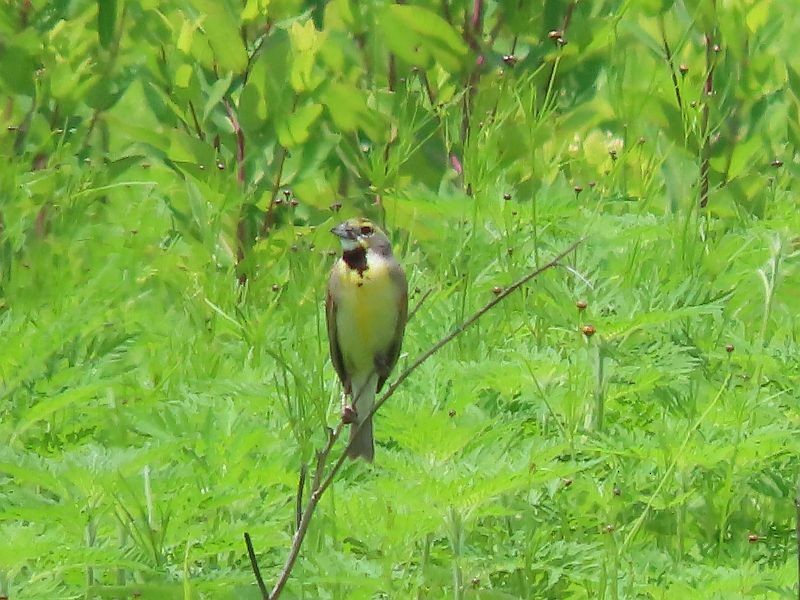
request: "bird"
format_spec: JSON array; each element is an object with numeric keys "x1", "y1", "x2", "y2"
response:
[{"x1": 326, "y1": 217, "x2": 408, "y2": 462}]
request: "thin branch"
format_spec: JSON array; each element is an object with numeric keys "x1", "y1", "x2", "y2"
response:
[
  {"x1": 659, "y1": 16, "x2": 683, "y2": 111},
  {"x1": 223, "y1": 98, "x2": 246, "y2": 186},
  {"x1": 699, "y1": 32, "x2": 716, "y2": 208},
  {"x1": 244, "y1": 533, "x2": 269, "y2": 599},
  {"x1": 249, "y1": 237, "x2": 586, "y2": 599},
  {"x1": 224, "y1": 97, "x2": 248, "y2": 286},
  {"x1": 188, "y1": 100, "x2": 205, "y2": 140},
  {"x1": 261, "y1": 92, "x2": 299, "y2": 240},
  {"x1": 543, "y1": 1, "x2": 576, "y2": 108},
  {"x1": 295, "y1": 464, "x2": 307, "y2": 531},
  {"x1": 260, "y1": 146, "x2": 288, "y2": 238},
  {"x1": 407, "y1": 288, "x2": 434, "y2": 323},
  {"x1": 796, "y1": 479, "x2": 800, "y2": 600},
  {"x1": 459, "y1": 0, "x2": 485, "y2": 196}
]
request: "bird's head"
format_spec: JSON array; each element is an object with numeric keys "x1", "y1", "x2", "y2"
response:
[{"x1": 331, "y1": 217, "x2": 391, "y2": 254}]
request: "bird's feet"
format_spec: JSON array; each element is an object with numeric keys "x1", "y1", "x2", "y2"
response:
[{"x1": 341, "y1": 404, "x2": 358, "y2": 424}]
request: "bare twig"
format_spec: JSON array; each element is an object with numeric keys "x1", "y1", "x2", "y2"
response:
[
  {"x1": 699, "y1": 32, "x2": 716, "y2": 208},
  {"x1": 795, "y1": 479, "x2": 800, "y2": 600},
  {"x1": 408, "y1": 288, "x2": 434, "y2": 323},
  {"x1": 247, "y1": 237, "x2": 586, "y2": 599},
  {"x1": 223, "y1": 99, "x2": 246, "y2": 186},
  {"x1": 460, "y1": 0, "x2": 485, "y2": 196},
  {"x1": 295, "y1": 464, "x2": 307, "y2": 531},
  {"x1": 260, "y1": 90, "x2": 299, "y2": 239},
  {"x1": 224, "y1": 98, "x2": 249, "y2": 286},
  {"x1": 543, "y1": 1, "x2": 576, "y2": 106},
  {"x1": 244, "y1": 532, "x2": 269, "y2": 599},
  {"x1": 188, "y1": 100, "x2": 205, "y2": 141},
  {"x1": 659, "y1": 16, "x2": 683, "y2": 111}
]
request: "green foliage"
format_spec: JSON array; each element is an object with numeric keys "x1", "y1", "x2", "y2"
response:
[{"x1": 1, "y1": 0, "x2": 799, "y2": 598}]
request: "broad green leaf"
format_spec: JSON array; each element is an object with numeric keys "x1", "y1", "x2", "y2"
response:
[
  {"x1": 289, "y1": 19, "x2": 326, "y2": 92},
  {"x1": 242, "y1": 0, "x2": 270, "y2": 22},
  {"x1": 321, "y1": 81, "x2": 382, "y2": 140},
  {"x1": 167, "y1": 128, "x2": 215, "y2": 165},
  {"x1": 97, "y1": 0, "x2": 117, "y2": 48},
  {"x1": 202, "y1": 72, "x2": 233, "y2": 121},
  {"x1": 191, "y1": 0, "x2": 248, "y2": 72},
  {"x1": 238, "y1": 78, "x2": 268, "y2": 136},
  {"x1": 378, "y1": 4, "x2": 468, "y2": 73},
  {"x1": 175, "y1": 63, "x2": 193, "y2": 88},
  {"x1": 277, "y1": 102, "x2": 322, "y2": 147}
]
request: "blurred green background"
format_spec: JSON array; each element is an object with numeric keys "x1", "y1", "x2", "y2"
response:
[{"x1": 1, "y1": 0, "x2": 799, "y2": 598}]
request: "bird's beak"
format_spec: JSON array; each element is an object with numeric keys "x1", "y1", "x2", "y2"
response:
[{"x1": 331, "y1": 223, "x2": 356, "y2": 240}]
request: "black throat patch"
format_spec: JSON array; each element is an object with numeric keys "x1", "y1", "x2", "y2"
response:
[{"x1": 342, "y1": 246, "x2": 368, "y2": 275}]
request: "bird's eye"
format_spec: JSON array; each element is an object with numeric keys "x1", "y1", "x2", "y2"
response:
[{"x1": 360, "y1": 225, "x2": 373, "y2": 235}]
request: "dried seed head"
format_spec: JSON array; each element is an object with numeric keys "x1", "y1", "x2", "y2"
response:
[
  {"x1": 747, "y1": 533, "x2": 760, "y2": 543},
  {"x1": 271, "y1": 283, "x2": 280, "y2": 292},
  {"x1": 502, "y1": 54, "x2": 518, "y2": 67},
  {"x1": 548, "y1": 30, "x2": 563, "y2": 40},
  {"x1": 679, "y1": 64, "x2": 689, "y2": 75},
  {"x1": 576, "y1": 299, "x2": 588, "y2": 310},
  {"x1": 448, "y1": 409, "x2": 456, "y2": 417},
  {"x1": 613, "y1": 486, "x2": 621, "y2": 496},
  {"x1": 290, "y1": 198, "x2": 299, "y2": 207},
  {"x1": 582, "y1": 324, "x2": 596, "y2": 337},
  {"x1": 492, "y1": 285, "x2": 503, "y2": 295},
  {"x1": 725, "y1": 343, "x2": 734, "y2": 353},
  {"x1": 503, "y1": 192, "x2": 512, "y2": 200},
  {"x1": 574, "y1": 185, "x2": 583, "y2": 194}
]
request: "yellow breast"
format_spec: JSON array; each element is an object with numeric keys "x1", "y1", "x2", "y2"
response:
[{"x1": 333, "y1": 252, "x2": 401, "y2": 375}]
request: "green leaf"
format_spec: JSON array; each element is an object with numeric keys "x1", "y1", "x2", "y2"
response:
[
  {"x1": 238, "y1": 78, "x2": 269, "y2": 136},
  {"x1": 277, "y1": 102, "x2": 322, "y2": 147},
  {"x1": 190, "y1": 0, "x2": 248, "y2": 72},
  {"x1": 202, "y1": 72, "x2": 233, "y2": 121},
  {"x1": 289, "y1": 18, "x2": 326, "y2": 92},
  {"x1": 12, "y1": 384, "x2": 104, "y2": 441},
  {"x1": 378, "y1": 4, "x2": 468, "y2": 72},
  {"x1": 97, "y1": 0, "x2": 117, "y2": 48},
  {"x1": 321, "y1": 81, "x2": 382, "y2": 140}
]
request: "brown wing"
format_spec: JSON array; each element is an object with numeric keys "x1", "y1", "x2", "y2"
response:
[
  {"x1": 376, "y1": 263, "x2": 408, "y2": 393},
  {"x1": 326, "y1": 272, "x2": 350, "y2": 394}
]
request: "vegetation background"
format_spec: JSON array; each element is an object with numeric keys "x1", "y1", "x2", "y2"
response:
[{"x1": 1, "y1": 0, "x2": 799, "y2": 598}]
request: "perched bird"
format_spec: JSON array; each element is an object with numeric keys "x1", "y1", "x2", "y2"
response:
[{"x1": 326, "y1": 217, "x2": 408, "y2": 461}]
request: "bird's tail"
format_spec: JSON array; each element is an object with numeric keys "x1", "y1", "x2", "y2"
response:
[{"x1": 347, "y1": 372, "x2": 377, "y2": 462}]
